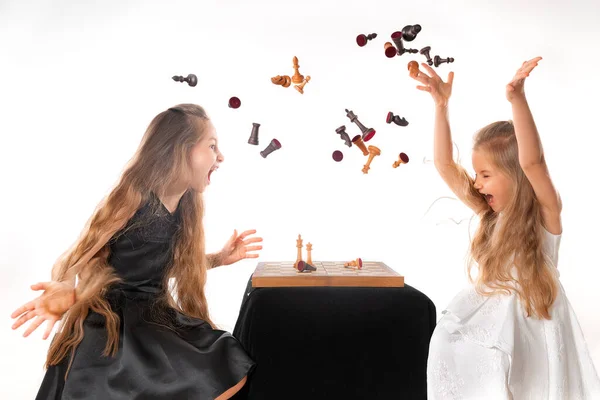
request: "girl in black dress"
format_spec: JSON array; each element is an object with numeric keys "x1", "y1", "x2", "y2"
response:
[{"x1": 11, "y1": 104, "x2": 263, "y2": 399}]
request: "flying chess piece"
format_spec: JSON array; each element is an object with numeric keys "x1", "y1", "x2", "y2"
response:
[
  {"x1": 344, "y1": 258, "x2": 363, "y2": 269},
  {"x1": 332, "y1": 150, "x2": 344, "y2": 162},
  {"x1": 172, "y1": 73, "x2": 197, "y2": 87},
  {"x1": 297, "y1": 260, "x2": 317, "y2": 273},
  {"x1": 434, "y1": 55, "x2": 455, "y2": 67},
  {"x1": 294, "y1": 76, "x2": 311, "y2": 94},
  {"x1": 420, "y1": 46, "x2": 433, "y2": 66},
  {"x1": 294, "y1": 234, "x2": 303, "y2": 270},
  {"x1": 335, "y1": 126, "x2": 352, "y2": 147},
  {"x1": 306, "y1": 243, "x2": 314, "y2": 265},
  {"x1": 384, "y1": 42, "x2": 396, "y2": 58},
  {"x1": 408, "y1": 60, "x2": 420, "y2": 78},
  {"x1": 385, "y1": 31, "x2": 418, "y2": 58},
  {"x1": 393, "y1": 152, "x2": 410, "y2": 168},
  {"x1": 271, "y1": 75, "x2": 292, "y2": 87},
  {"x1": 386, "y1": 112, "x2": 409, "y2": 127},
  {"x1": 356, "y1": 33, "x2": 377, "y2": 47},
  {"x1": 352, "y1": 135, "x2": 369, "y2": 156},
  {"x1": 248, "y1": 123, "x2": 260, "y2": 145},
  {"x1": 345, "y1": 109, "x2": 376, "y2": 142},
  {"x1": 260, "y1": 139, "x2": 281, "y2": 158},
  {"x1": 292, "y1": 56, "x2": 304, "y2": 84},
  {"x1": 362, "y1": 145, "x2": 381, "y2": 174},
  {"x1": 228, "y1": 96, "x2": 241, "y2": 109},
  {"x1": 401, "y1": 24, "x2": 422, "y2": 41}
]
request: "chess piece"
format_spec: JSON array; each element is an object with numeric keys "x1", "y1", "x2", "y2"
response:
[
  {"x1": 362, "y1": 145, "x2": 381, "y2": 174},
  {"x1": 344, "y1": 258, "x2": 363, "y2": 269},
  {"x1": 260, "y1": 139, "x2": 281, "y2": 158},
  {"x1": 172, "y1": 74, "x2": 197, "y2": 87},
  {"x1": 401, "y1": 24, "x2": 422, "y2": 41},
  {"x1": 393, "y1": 152, "x2": 410, "y2": 168},
  {"x1": 390, "y1": 31, "x2": 418, "y2": 57},
  {"x1": 271, "y1": 75, "x2": 292, "y2": 87},
  {"x1": 352, "y1": 135, "x2": 369, "y2": 156},
  {"x1": 248, "y1": 123, "x2": 260, "y2": 145},
  {"x1": 356, "y1": 33, "x2": 377, "y2": 47},
  {"x1": 434, "y1": 55, "x2": 455, "y2": 67},
  {"x1": 384, "y1": 42, "x2": 397, "y2": 58},
  {"x1": 294, "y1": 76, "x2": 311, "y2": 94},
  {"x1": 297, "y1": 260, "x2": 317, "y2": 272},
  {"x1": 420, "y1": 46, "x2": 433, "y2": 66},
  {"x1": 386, "y1": 112, "x2": 409, "y2": 127},
  {"x1": 295, "y1": 234, "x2": 303, "y2": 270},
  {"x1": 345, "y1": 109, "x2": 375, "y2": 142},
  {"x1": 332, "y1": 150, "x2": 344, "y2": 162},
  {"x1": 335, "y1": 125, "x2": 352, "y2": 147},
  {"x1": 292, "y1": 56, "x2": 304, "y2": 84},
  {"x1": 306, "y1": 243, "x2": 313, "y2": 265},
  {"x1": 408, "y1": 60, "x2": 420, "y2": 78},
  {"x1": 228, "y1": 96, "x2": 241, "y2": 109}
]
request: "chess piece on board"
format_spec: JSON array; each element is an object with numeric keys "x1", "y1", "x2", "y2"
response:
[
  {"x1": 260, "y1": 139, "x2": 281, "y2": 158},
  {"x1": 292, "y1": 56, "x2": 304, "y2": 84},
  {"x1": 228, "y1": 96, "x2": 241, "y2": 109},
  {"x1": 356, "y1": 33, "x2": 377, "y2": 47},
  {"x1": 172, "y1": 74, "x2": 197, "y2": 87},
  {"x1": 386, "y1": 112, "x2": 409, "y2": 127},
  {"x1": 271, "y1": 75, "x2": 292, "y2": 87},
  {"x1": 393, "y1": 152, "x2": 410, "y2": 168},
  {"x1": 420, "y1": 46, "x2": 433, "y2": 66},
  {"x1": 332, "y1": 150, "x2": 344, "y2": 162},
  {"x1": 294, "y1": 234, "x2": 304, "y2": 270},
  {"x1": 248, "y1": 123, "x2": 260, "y2": 145},
  {"x1": 344, "y1": 258, "x2": 363, "y2": 269},
  {"x1": 297, "y1": 260, "x2": 317, "y2": 273},
  {"x1": 362, "y1": 146, "x2": 381, "y2": 174},
  {"x1": 306, "y1": 243, "x2": 314, "y2": 265},
  {"x1": 352, "y1": 135, "x2": 369, "y2": 156},
  {"x1": 345, "y1": 109, "x2": 375, "y2": 142},
  {"x1": 335, "y1": 125, "x2": 352, "y2": 147},
  {"x1": 434, "y1": 55, "x2": 455, "y2": 67},
  {"x1": 294, "y1": 76, "x2": 311, "y2": 94}
]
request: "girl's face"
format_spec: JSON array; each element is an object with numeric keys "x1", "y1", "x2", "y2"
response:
[
  {"x1": 472, "y1": 149, "x2": 512, "y2": 212},
  {"x1": 189, "y1": 120, "x2": 224, "y2": 193}
]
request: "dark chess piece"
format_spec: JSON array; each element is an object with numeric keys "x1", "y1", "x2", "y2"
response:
[
  {"x1": 345, "y1": 109, "x2": 376, "y2": 142},
  {"x1": 386, "y1": 112, "x2": 409, "y2": 127},
  {"x1": 420, "y1": 46, "x2": 433, "y2": 66},
  {"x1": 434, "y1": 55, "x2": 455, "y2": 67},
  {"x1": 332, "y1": 150, "x2": 343, "y2": 162},
  {"x1": 248, "y1": 123, "x2": 260, "y2": 145},
  {"x1": 172, "y1": 74, "x2": 197, "y2": 87},
  {"x1": 260, "y1": 138, "x2": 282, "y2": 158},
  {"x1": 356, "y1": 33, "x2": 377, "y2": 47},
  {"x1": 335, "y1": 125, "x2": 353, "y2": 147},
  {"x1": 228, "y1": 96, "x2": 241, "y2": 109},
  {"x1": 297, "y1": 260, "x2": 317, "y2": 272},
  {"x1": 401, "y1": 24, "x2": 422, "y2": 41},
  {"x1": 387, "y1": 31, "x2": 418, "y2": 58}
]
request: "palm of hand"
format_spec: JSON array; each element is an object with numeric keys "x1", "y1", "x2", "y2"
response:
[
  {"x1": 220, "y1": 229, "x2": 263, "y2": 266},
  {"x1": 507, "y1": 56, "x2": 542, "y2": 100}
]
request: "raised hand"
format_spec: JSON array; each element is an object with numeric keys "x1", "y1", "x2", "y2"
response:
[
  {"x1": 410, "y1": 62, "x2": 454, "y2": 108},
  {"x1": 11, "y1": 281, "x2": 76, "y2": 339},
  {"x1": 506, "y1": 56, "x2": 542, "y2": 102},
  {"x1": 218, "y1": 229, "x2": 263, "y2": 266}
]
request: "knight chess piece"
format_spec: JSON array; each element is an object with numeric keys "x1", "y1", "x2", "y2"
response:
[
  {"x1": 420, "y1": 46, "x2": 433, "y2": 66},
  {"x1": 297, "y1": 260, "x2": 317, "y2": 273},
  {"x1": 295, "y1": 234, "x2": 303, "y2": 270},
  {"x1": 335, "y1": 125, "x2": 352, "y2": 147},
  {"x1": 292, "y1": 56, "x2": 304, "y2": 84},
  {"x1": 434, "y1": 55, "x2": 455, "y2": 67},
  {"x1": 352, "y1": 135, "x2": 369, "y2": 156},
  {"x1": 356, "y1": 33, "x2": 377, "y2": 47},
  {"x1": 345, "y1": 109, "x2": 375, "y2": 142},
  {"x1": 172, "y1": 74, "x2": 197, "y2": 87},
  {"x1": 332, "y1": 150, "x2": 344, "y2": 162},
  {"x1": 294, "y1": 76, "x2": 311, "y2": 94},
  {"x1": 260, "y1": 139, "x2": 281, "y2": 158},
  {"x1": 386, "y1": 112, "x2": 409, "y2": 127},
  {"x1": 228, "y1": 96, "x2": 241, "y2": 109},
  {"x1": 248, "y1": 123, "x2": 260, "y2": 145},
  {"x1": 344, "y1": 258, "x2": 363, "y2": 269},
  {"x1": 393, "y1": 152, "x2": 410, "y2": 168},
  {"x1": 362, "y1": 146, "x2": 381, "y2": 174},
  {"x1": 271, "y1": 75, "x2": 292, "y2": 87}
]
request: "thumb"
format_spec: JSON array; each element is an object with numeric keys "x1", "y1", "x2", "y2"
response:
[
  {"x1": 231, "y1": 229, "x2": 238, "y2": 239},
  {"x1": 447, "y1": 71, "x2": 454, "y2": 85}
]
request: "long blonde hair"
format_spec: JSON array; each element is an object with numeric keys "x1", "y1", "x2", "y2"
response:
[
  {"x1": 455, "y1": 120, "x2": 559, "y2": 319},
  {"x1": 47, "y1": 104, "x2": 215, "y2": 371}
]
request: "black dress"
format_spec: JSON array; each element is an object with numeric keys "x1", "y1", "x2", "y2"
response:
[{"x1": 36, "y1": 195, "x2": 255, "y2": 399}]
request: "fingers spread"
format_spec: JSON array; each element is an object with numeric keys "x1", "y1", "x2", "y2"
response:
[
  {"x1": 23, "y1": 315, "x2": 45, "y2": 337},
  {"x1": 11, "y1": 301, "x2": 35, "y2": 319},
  {"x1": 12, "y1": 310, "x2": 37, "y2": 330},
  {"x1": 416, "y1": 85, "x2": 431, "y2": 92}
]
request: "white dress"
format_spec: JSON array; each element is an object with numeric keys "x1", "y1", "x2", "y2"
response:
[{"x1": 427, "y1": 226, "x2": 600, "y2": 399}]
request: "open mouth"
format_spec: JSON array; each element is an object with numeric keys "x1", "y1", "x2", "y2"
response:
[
  {"x1": 208, "y1": 166, "x2": 218, "y2": 183},
  {"x1": 484, "y1": 194, "x2": 494, "y2": 204}
]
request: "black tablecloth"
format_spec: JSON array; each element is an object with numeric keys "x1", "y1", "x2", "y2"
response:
[{"x1": 232, "y1": 277, "x2": 436, "y2": 399}]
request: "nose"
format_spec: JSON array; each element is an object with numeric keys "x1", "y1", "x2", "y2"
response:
[{"x1": 217, "y1": 150, "x2": 225, "y2": 162}]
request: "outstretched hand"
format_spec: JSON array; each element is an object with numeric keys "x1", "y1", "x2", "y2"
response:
[
  {"x1": 410, "y1": 62, "x2": 454, "y2": 108},
  {"x1": 506, "y1": 56, "x2": 542, "y2": 102},
  {"x1": 11, "y1": 281, "x2": 75, "y2": 339},
  {"x1": 218, "y1": 229, "x2": 263, "y2": 266}
]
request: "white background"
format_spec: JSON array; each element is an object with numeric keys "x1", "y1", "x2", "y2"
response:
[{"x1": 1, "y1": 0, "x2": 599, "y2": 397}]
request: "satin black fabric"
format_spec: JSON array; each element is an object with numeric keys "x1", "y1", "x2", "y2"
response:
[{"x1": 36, "y1": 194, "x2": 255, "y2": 400}]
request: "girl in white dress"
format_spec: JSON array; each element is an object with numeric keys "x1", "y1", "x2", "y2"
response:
[{"x1": 411, "y1": 57, "x2": 600, "y2": 399}]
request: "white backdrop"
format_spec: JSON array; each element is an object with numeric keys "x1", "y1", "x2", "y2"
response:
[{"x1": 1, "y1": 0, "x2": 599, "y2": 397}]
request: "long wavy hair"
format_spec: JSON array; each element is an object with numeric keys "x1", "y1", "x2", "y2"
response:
[
  {"x1": 46, "y1": 104, "x2": 215, "y2": 371},
  {"x1": 452, "y1": 120, "x2": 559, "y2": 319}
]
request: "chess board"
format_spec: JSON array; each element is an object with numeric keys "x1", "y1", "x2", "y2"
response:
[{"x1": 251, "y1": 261, "x2": 404, "y2": 288}]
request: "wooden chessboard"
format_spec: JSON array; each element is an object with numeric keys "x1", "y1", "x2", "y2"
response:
[{"x1": 251, "y1": 261, "x2": 404, "y2": 288}]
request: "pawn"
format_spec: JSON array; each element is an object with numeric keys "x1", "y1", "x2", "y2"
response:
[
  {"x1": 408, "y1": 60, "x2": 420, "y2": 78},
  {"x1": 401, "y1": 24, "x2": 422, "y2": 41},
  {"x1": 172, "y1": 74, "x2": 197, "y2": 87},
  {"x1": 228, "y1": 96, "x2": 241, "y2": 109},
  {"x1": 248, "y1": 123, "x2": 260, "y2": 145},
  {"x1": 352, "y1": 135, "x2": 369, "y2": 156},
  {"x1": 384, "y1": 42, "x2": 397, "y2": 58},
  {"x1": 292, "y1": 56, "x2": 304, "y2": 84},
  {"x1": 332, "y1": 150, "x2": 344, "y2": 162},
  {"x1": 386, "y1": 112, "x2": 409, "y2": 127},
  {"x1": 420, "y1": 46, "x2": 433, "y2": 66},
  {"x1": 271, "y1": 75, "x2": 292, "y2": 87},
  {"x1": 434, "y1": 55, "x2": 455, "y2": 67},
  {"x1": 393, "y1": 152, "x2": 410, "y2": 168},
  {"x1": 260, "y1": 138, "x2": 282, "y2": 158},
  {"x1": 356, "y1": 33, "x2": 377, "y2": 47},
  {"x1": 362, "y1": 145, "x2": 381, "y2": 174},
  {"x1": 335, "y1": 125, "x2": 352, "y2": 147},
  {"x1": 294, "y1": 76, "x2": 311, "y2": 94},
  {"x1": 297, "y1": 260, "x2": 317, "y2": 273},
  {"x1": 344, "y1": 258, "x2": 363, "y2": 269}
]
